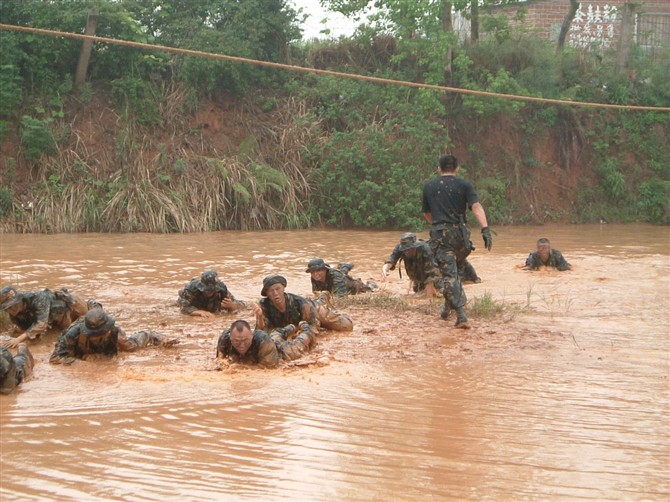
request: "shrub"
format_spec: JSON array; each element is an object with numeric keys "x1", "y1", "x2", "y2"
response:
[
  {"x1": 0, "y1": 186, "x2": 13, "y2": 217},
  {"x1": 20, "y1": 115, "x2": 55, "y2": 162}
]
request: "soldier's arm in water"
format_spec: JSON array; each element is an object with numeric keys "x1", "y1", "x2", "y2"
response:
[
  {"x1": 301, "y1": 300, "x2": 320, "y2": 331},
  {"x1": 251, "y1": 303, "x2": 267, "y2": 331},
  {"x1": 49, "y1": 327, "x2": 79, "y2": 365},
  {"x1": 221, "y1": 291, "x2": 246, "y2": 312},
  {"x1": 257, "y1": 337, "x2": 281, "y2": 369}
]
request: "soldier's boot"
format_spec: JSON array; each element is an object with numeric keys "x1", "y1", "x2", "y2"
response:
[
  {"x1": 86, "y1": 299, "x2": 103, "y2": 310},
  {"x1": 338, "y1": 262, "x2": 354, "y2": 274},
  {"x1": 440, "y1": 302, "x2": 451, "y2": 320},
  {"x1": 314, "y1": 291, "x2": 332, "y2": 308},
  {"x1": 365, "y1": 280, "x2": 378, "y2": 292},
  {"x1": 454, "y1": 308, "x2": 470, "y2": 329}
]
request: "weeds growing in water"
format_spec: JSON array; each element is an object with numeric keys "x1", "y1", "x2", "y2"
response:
[
  {"x1": 336, "y1": 289, "x2": 521, "y2": 320},
  {"x1": 467, "y1": 291, "x2": 505, "y2": 318}
]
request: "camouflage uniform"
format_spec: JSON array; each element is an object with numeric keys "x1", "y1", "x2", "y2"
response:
[
  {"x1": 177, "y1": 269, "x2": 242, "y2": 315},
  {"x1": 0, "y1": 345, "x2": 34, "y2": 395},
  {"x1": 258, "y1": 275, "x2": 353, "y2": 332},
  {"x1": 0, "y1": 286, "x2": 87, "y2": 341},
  {"x1": 525, "y1": 249, "x2": 571, "y2": 271},
  {"x1": 217, "y1": 322, "x2": 316, "y2": 368},
  {"x1": 385, "y1": 234, "x2": 443, "y2": 293},
  {"x1": 307, "y1": 258, "x2": 375, "y2": 296},
  {"x1": 49, "y1": 308, "x2": 172, "y2": 364}
]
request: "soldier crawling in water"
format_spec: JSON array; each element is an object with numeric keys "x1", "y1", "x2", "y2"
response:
[
  {"x1": 253, "y1": 274, "x2": 353, "y2": 333},
  {"x1": 383, "y1": 233, "x2": 480, "y2": 297},
  {"x1": 177, "y1": 269, "x2": 245, "y2": 317},
  {"x1": 217, "y1": 319, "x2": 317, "y2": 369},
  {"x1": 305, "y1": 258, "x2": 377, "y2": 296},
  {"x1": 0, "y1": 285, "x2": 87, "y2": 349},
  {"x1": 524, "y1": 238, "x2": 571, "y2": 271},
  {"x1": 49, "y1": 306, "x2": 178, "y2": 364}
]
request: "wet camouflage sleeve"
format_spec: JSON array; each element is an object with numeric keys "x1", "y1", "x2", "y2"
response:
[
  {"x1": 552, "y1": 249, "x2": 571, "y2": 271},
  {"x1": 385, "y1": 245, "x2": 403, "y2": 269},
  {"x1": 177, "y1": 281, "x2": 202, "y2": 314},
  {"x1": 275, "y1": 323, "x2": 316, "y2": 362},
  {"x1": 23, "y1": 291, "x2": 52, "y2": 339},
  {"x1": 117, "y1": 329, "x2": 165, "y2": 352},
  {"x1": 50, "y1": 323, "x2": 84, "y2": 363}
]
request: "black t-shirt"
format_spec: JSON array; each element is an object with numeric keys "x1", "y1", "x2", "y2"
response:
[{"x1": 422, "y1": 175, "x2": 479, "y2": 225}]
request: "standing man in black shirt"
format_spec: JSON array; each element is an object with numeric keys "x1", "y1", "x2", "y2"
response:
[{"x1": 422, "y1": 155, "x2": 493, "y2": 328}]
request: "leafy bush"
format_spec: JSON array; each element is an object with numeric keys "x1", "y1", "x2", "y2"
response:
[
  {"x1": 0, "y1": 63, "x2": 23, "y2": 116},
  {"x1": 20, "y1": 115, "x2": 55, "y2": 162},
  {"x1": 0, "y1": 186, "x2": 13, "y2": 217},
  {"x1": 111, "y1": 76, "x2": 160, "y2": 126},
  {"x1": 310, "y1": 119, "x2": 441, "y2": 229},
  {"x1": 638, "y1": 179, "x2": 670, "y2": 224}
]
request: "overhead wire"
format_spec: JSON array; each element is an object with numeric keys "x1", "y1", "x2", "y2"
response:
[{"x1": 1, "y1": 23, "x2": 669, "y2": 112}]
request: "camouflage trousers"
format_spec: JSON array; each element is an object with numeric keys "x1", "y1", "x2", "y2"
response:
[
  {"x1": 270, "y1": 324, "x2": 317, "y2": 361},
  {"x1": 312, "y1": 293, "x2": 353, "y2": 332},
  {"x1": 429, "y1": 225, "x2": 470, "y2": 309},
  {"x1": 118, "y1": 331, "x2": 168, "y2": 352}
]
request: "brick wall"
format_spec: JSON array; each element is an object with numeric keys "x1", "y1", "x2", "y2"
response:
[{"x1": 490, "y1": 0, "x2": 670, "y2": 48}]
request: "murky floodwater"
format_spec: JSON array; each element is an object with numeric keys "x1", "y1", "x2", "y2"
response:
[{"x1": 1, "y1": 225, "x2": 668, "y2": 501}]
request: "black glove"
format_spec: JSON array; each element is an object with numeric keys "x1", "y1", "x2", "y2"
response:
[{"x1": 481, "y1": 227, "x2": 493, "y2": 251}]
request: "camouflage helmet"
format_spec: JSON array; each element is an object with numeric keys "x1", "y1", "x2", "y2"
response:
[
  {"x1": 398, "y1": 232, "x2": 417, "y2": 252},
  {"x1": 82, "y1": 308, "x2": 116, "y2": 336},
  {"x1": 197, "y1": 269, "x2": 219, "y2": 292},
  {"x1": 261, "y1": 275, "x2": 287, "y2": 296},
  {"x1": 305, "y1": 258, "x2": 329, "y2": 273},
  {"x1": 0, "y1": 286, "x2": 24, "y2": 311}
]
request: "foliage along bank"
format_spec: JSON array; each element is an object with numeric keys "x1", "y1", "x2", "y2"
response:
[{"x1": 0, "y1": 0, "x2": 668, "y2": 232}]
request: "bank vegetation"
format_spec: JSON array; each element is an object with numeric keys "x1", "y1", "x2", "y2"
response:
[{"x1": 1, "y1": 0, "x2": 668, "y2": 233}]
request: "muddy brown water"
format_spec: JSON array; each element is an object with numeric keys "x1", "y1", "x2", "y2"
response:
[{"x1": 1, "y1": 225, "x2": 668, "y2": 501}]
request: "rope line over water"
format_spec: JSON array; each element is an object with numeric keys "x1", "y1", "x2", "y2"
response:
[{"x1": 1, "y1": 23, "x2": 669, "y2": 112}]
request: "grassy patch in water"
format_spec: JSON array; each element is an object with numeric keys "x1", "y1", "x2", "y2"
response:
[{"x1": 336, "y1": 290, "x2": 524, "y2": 321}]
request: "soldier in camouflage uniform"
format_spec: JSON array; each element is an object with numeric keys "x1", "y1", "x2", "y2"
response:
[
  {"x1": 422, "y1": 155, "x2": 493, "y2": 328},
  {"x1": 525, "y1": 238, "x2": 571, "y2": 271},
  {"x1": 49, "y1": 307, "x2": 178, "y2": 364},
  {"x1": 0, "y1": 285, "x2": 87, "y2": 349},
  {"x1": 177, "y1": 269, "x2": 245, "y2": 317},
  {"x1": 0, "y1": 343, "x2": 34, "y2": 395},
  {"x1": 217, "y1": 319, "x2": 316, "y2": 368},
  {"x1": 253, "y1": 274, "x2": 353, "y2": 333},
  {"x1": 382, "y1": 233, "x2": 443, "y2": 296},
  {"x1": 306, "y1": 258, "x2": 377, "y2": 296}
]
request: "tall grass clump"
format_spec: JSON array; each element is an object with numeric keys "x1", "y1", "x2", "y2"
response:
[{"x1": 5, "y1": 91, "x2": 319, "y2": 233}]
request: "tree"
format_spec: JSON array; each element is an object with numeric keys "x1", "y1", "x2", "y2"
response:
[{"x1": 556, "y1": 0, "x2": 580, "y2": 50}]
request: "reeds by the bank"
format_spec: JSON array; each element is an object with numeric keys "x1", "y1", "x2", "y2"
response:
[{"x1": 2, "y1": 91, "x2": 319, "y2": 233}]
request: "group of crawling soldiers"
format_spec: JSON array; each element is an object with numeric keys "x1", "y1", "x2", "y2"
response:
[{"x1": 0, "y1": 235, "x2": 570, "y2": 393}]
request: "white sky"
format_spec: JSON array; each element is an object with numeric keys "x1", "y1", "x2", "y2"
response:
[{"x1": 289, "y1": 0, "x2": 358, "y2": 39}]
